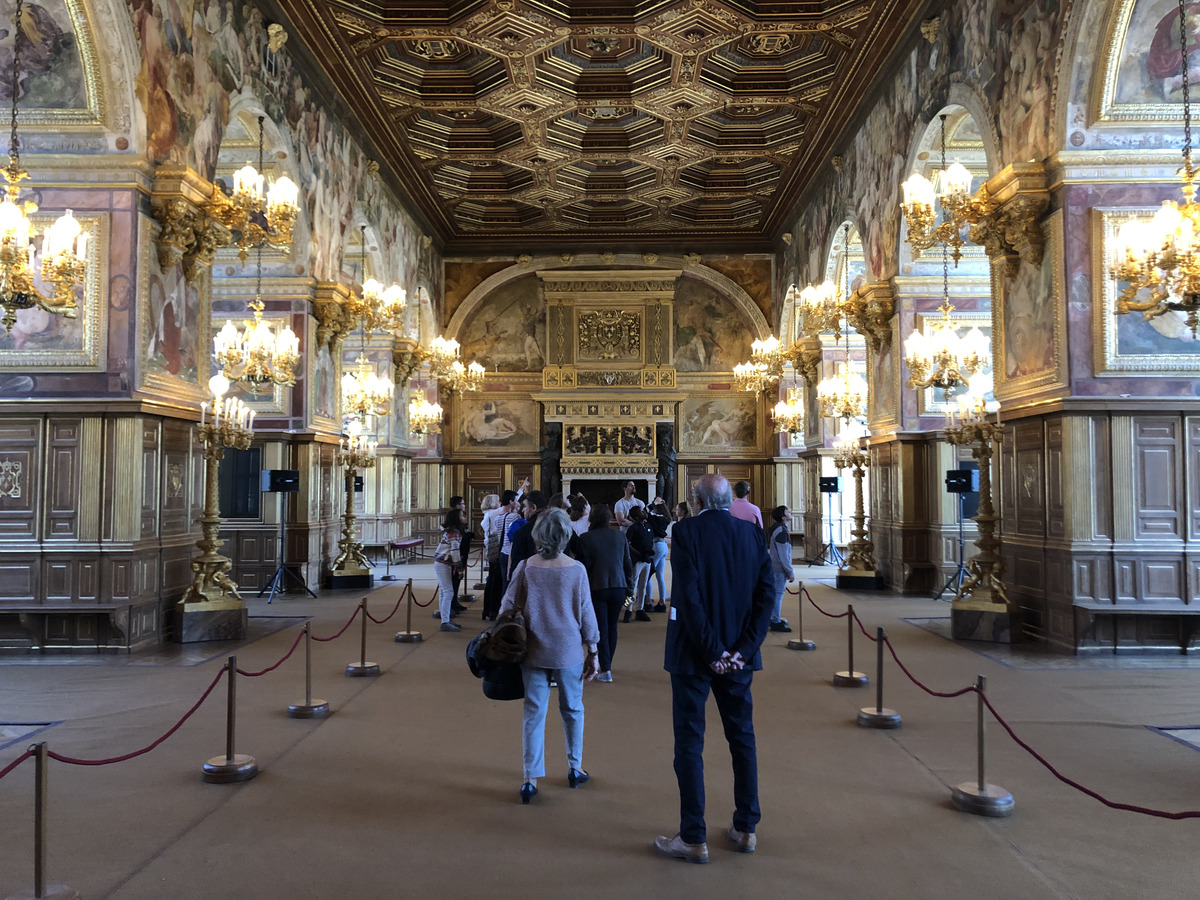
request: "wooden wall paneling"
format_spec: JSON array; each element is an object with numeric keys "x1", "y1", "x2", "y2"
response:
[
  {"x1": 1089, "y1": 415, "x2": 1114, "y2": 541},
  {"x1": 1186, "y1": 415, "x2": 1200, "y2": 544},
  {"x1": 1013, "y1": 419, "x2": 1047, "y2": 539},
  {"x1": 105, "y1": 416, "x2": 144, "y2": 543},
  {"x1": 1131, "y1": 416, "x2": 1183, "y2": 542},
  {"x1": 1046, "y1": 417, "x2": 1065, "y2": 541},
  {"x1": 44, "y1": 419, "x2": 83, "y2": 541},
  {"x1": 0, "y1": 419, "x2": 41, "y2": 540},
  {"x1": 141, "y1": 420, "x2": 160, "y2": 539},
  {"x1": 0, "y1": 557, "x2": 36, "y2": 602}
]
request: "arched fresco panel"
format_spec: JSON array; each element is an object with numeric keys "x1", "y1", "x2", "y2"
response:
[
  {"x1": 457, "y1": 274, "x2": 545, "y2": 373},
  {"x1": 672, "y1": 277, "x2": 754, "y2": 373}
]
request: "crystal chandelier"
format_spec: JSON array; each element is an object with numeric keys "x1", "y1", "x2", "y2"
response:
[
  {"x1": 772, "y1": 386, "x2": 804, "y2": 435},
  {"x1": 341, "y1": 353, "x2": 394, "y2": 420},
  {"x1": 207, "y1": 116, "x2": 299, "y2": 266},
  {"x1": 213, "y1": 242, "x2": 300, "y2": 388},
  {"x1": 0, "y1": 0, "x2": 88, "y2": 334},
  {"x1": 901, "y1": 114, "x2": 980, "y2": 267},
  {"x1": 419, "y1": 334, "x2": 484, "y2": 393},
  {"x1": 901, "y1": 116, "x2": 988, "y2": 400},
  {"x1": 832, "y1": 419, "x2": 868, "y2": 468},
  {"x1": 408, "y1": 390, "x2": 443, "y2": 435},
  {"x1": 734, "y1": 360, "x2": 769, "y2": 392},
  {"x1": 818, "y1": 359, "x2": 868, "y2": 422},
  {"x1": 798, "y1": 278, "x2": 845, "y2": 338},
  {"x1": 343, "y1": 225, "x2": 406, "y2": 333},
  {"x1": 1108, "y1": 0, "x2": 1200, "y2": 336},
  {"x1": 424, "y1": 336, "x2": 461, "y2": 378}
]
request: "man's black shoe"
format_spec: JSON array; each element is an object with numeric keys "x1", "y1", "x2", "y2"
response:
[
  {"x1": 652, "y1": 603, "x2": 667, "y2": 613},
  {"x1": 768, "y1": 621, "x2": 792, "y2": 633},
  {"x1": 635, "y1": 610, "x2": 653, "y2": 622}
]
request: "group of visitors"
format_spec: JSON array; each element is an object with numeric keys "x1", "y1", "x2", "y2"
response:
[{"x1": 433, "y1": 474, "x2": 793, "y2": 861}]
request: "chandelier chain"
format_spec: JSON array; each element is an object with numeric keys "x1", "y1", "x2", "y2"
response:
[
  {"x1": 1181, "y1": 0, "x2": 1193, "y2": 176},
  {"x1": 941, "y1": 114, "x2": 950, "y2": 309},
  {"x1": 8, "y1": 0, "x2": 20, "y2": 164}
]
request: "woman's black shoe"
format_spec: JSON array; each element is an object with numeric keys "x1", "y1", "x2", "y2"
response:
[
  {"x1": 622, "y1": 610, "x2": 631, "y2": 624},
  {"x1": 568, "y1": 769, "x2": 590, "y2": 789},
  {"x1": 520, "y1": 783, "x2": 538, "y2": 804},
  {"x1": 652, "y1": 603, "x2": 667, "y2": 613}
]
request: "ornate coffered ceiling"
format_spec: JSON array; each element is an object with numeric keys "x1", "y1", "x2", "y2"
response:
[{"x1": 271, "y1": 0, "x2": 927, "y2": 252}]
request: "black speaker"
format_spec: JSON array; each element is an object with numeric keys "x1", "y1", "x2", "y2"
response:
[
  {"x1": 347, "y1": 474, "x2": 364, "y2": 492},
  {"x1": 945, "y1": 469, "x2": 980, "y2": 494},
  {"x1": 261, "y1": 469, "x2": 300, "y2": 493},
  {"x1": 819, "y1": 476, "x2": 842, "y2": 493}
]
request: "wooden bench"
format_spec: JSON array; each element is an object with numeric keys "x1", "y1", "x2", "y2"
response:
[
  {"x1": 388, "y1": 537, "x2": 425, "y2": 565},
  {"x1": 1073, "y1": 601, "x2": 1200, "y2": 654}
]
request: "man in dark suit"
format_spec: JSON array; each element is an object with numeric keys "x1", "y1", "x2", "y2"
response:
[{"x1": 654, "y1": 474, "x2": 775, "y2": 864}]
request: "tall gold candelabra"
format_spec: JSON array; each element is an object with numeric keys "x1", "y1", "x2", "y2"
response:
[
  {"x1": 180, "y1": 376, "x2": 254, "y2": 608},
  {"x1": 332, "y1": 423, "x2": 377, "y2": 574},
  {"x1": 832, "y1": 433, "x2": 875, "y2": 573},
  {"x1": 945, "y1": 406, "x2": 1008, "y2": 608}
]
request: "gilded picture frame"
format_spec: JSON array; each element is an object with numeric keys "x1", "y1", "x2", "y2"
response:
[
  {"x1": 0, "y1": 213, "x2": 107, "y2": 370},
  {"x1": 679, "y1": 393, "x2": 762, "y2": 457},
  {"x1": 1093, "y1": 0, "x2": 1195, "y2": 125},
  {"x1": 1092, "y1": 207, "x2": 1200, "y2": 374},
  {"x1": 451, "y1": 393, "x2": 541, "y2": 456}
]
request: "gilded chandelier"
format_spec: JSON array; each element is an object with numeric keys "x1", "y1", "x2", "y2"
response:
[
  {"x1": 341, "y1": 353, "x2": 394, "y2": 420},
  {"x1": 343, "y1": 225, "x2": 406, "y2": 333},
  {"x1": 207, "y1": 116, "x2": 299, "y2": 266},
  {"x1": 0, "y1": 0, "x2": 88, "y2": 334},
  {"x1": 1108, "y1": 0, "x2": 1200, "y2": 335},
  {"x1": 213, "y1": 242, "x2": 300, "y2": 388},
  {"x1": 408, "y1": 390, "x2": 443, "y2": 435},
  {"x1": 817, "y1": 359, "x2": 868, "y2": 422},
  {"x1": 901, "y1": 114, "x2": 986, "y2": 267},
  {"x1": 771, "y1": 386, "x2": 804, "y2": 435}
]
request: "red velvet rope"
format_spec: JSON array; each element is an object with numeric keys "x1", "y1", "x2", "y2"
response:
[
  {"x1": 311, "y1": 605, "x2": 362, "y2": 642},
  {"x1": 801, "y1": 587, "x2": 849, "y2": 619},
  {"x1": 236, "y1": 628, "x2": 305, "y2": 677},
  {"x1": 412, "y1": 587, "x2": 437, "y2": 609},
  {"x1": 0, "y1": 747, "x2": 34, "y2": 780},
  {"x1": 825, "y1": 597, "x2": 1200, "y2": 817},
  {"x1": 365, "y1": 584, "x2": 409, "y2": 624},
  {"x1": 45, "y1": 666, "x2": 227, "y2": 766}
]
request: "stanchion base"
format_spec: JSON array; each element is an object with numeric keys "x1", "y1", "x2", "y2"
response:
[
  {"x1": 202, "y1": 753, "x2": 258, "y2": 783},
  {"x1": 951, "y1": 782, "x2": 1014, "y2": 817},
  {"x1": 380, "y1": 575, "x2": 398, "y2": 581},
  {"x1": 833, "y1": 670, "x2": 869, "y2": 687},
  {"x1": 473, "y1": 582, "x2": 486, "y2": 590},
  {"x1": 787, "y1": 638, "x2": 817, "y2": 651},
  {"x1": 458, "y1": 593, "x2": 476, "y2": 603},
  {"x1": 287, "y1": 700, "x2": 330, "y2": 718},
  {"x1": 6, "y1": 885, "x2": 82, "y2": 900},
  {"x1": 395, "y1": 631, "x2": 423, "y2": 643},
  {"x1": 345, "y1": 662, "x2": 381, "y2": 677},
  {"x1": 857, "y1": 707, "x2": 902, "y2": 729}
]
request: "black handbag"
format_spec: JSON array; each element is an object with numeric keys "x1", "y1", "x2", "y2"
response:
[{"x1": 466, "y1": 566, "x2": 529, "y2": 701}]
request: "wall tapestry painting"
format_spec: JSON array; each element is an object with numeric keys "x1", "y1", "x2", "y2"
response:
[
  {"x1": 456, "y1": 396, "x2": 540, "y2": 452},
  {"x1": 680, "y1": 396, "x2": 758, "y2": 453}
]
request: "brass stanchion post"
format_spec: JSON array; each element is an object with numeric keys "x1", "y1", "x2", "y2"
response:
[
  {"x1": 346, "y1": 597, "x2": 381, "y2": 676},
  {"x1": 287, "y1": 623, "x2": 329, "y2": 718},
  {"x1": 395, "y1": 578, "x2": 423, "y2": 643},
  {"x1": 832, "y1": 604, "x2": 868, "y2": 686},
  {"x1": 786, "y1": 587, "x2": 816, "y2": 651},
  {"x1": 857, "y1": 627, "x2": 901, "y2": 728},
  {"x1": 202, "y1": 656, "x2": 258, "y2": 783},
  {"x1": 4, "y1": 743, "x2": 80, "y2": 900},
  {"x1": 951, "y1": 675, "x2": 1013, "y2": 816}
]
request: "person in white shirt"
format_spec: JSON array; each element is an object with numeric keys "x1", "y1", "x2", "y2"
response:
[{"x1": 614, "y1": 480, "x2": 646, "y2": 532}]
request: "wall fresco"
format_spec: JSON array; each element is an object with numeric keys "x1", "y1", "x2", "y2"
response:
[
  {"x1": 0, "y1": 0, "x2": 87, "y2": 108},
  {"x1": 457, "y1": 275, "x2": 545, "y2": 372},
  {"x1": 672, "y1": 277, "x2": 753, "y2": 373}
]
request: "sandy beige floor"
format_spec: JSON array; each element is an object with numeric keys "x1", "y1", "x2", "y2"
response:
[{"x1": 3, "y1": 563, "x2": 1200, "y2": 900}]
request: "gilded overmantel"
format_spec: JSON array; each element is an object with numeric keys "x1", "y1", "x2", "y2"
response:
[{"x1": 538, "y1": 269, "x2": 680, "y2": 391}]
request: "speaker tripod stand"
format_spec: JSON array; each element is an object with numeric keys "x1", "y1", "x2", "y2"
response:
[
  {"x1": 808, "y1": 490, "x2": 845, "y2": 567},
  {"x1": 934, "y1": 491, "x2": 970, "y2": 601},
  {"x1": 260, "y1": 493, "x2": 317, "y2": 604}
]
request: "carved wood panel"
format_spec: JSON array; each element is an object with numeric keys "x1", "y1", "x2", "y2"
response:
[
  {"x1": 0, "y1": 420, "x2": 41, "y2": 540},
  {"x1": 1187, "y1": 417, "x2": 1200, "y2": 542},
  {"x1": 1132, "y1": 417, "x2": 1182, "y2": 541},
  {"x1": 1046, "y1": 418, "x2": 1064, "y2": 540},
  {"x1": 1013, "y1": 420, "x2": 1046, "y2": 538}
]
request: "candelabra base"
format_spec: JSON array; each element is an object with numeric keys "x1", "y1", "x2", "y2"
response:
[
  {"x1": 951, "y1": 601, "x2": 1015, "y2": 644},
  {"x1": 329, "y1": 572, "x2": 374, "y2": 590},
  {"x1": 178, "y1": 604, "x2": 247, "y2": 643},
  {"x1": 835, "y1": 569, "x2": 884, "y2": 590}
]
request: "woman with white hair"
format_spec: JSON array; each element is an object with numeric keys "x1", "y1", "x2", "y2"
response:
[{"x1": 500, "y1": 508, "x2": 600, "y2": 804}]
